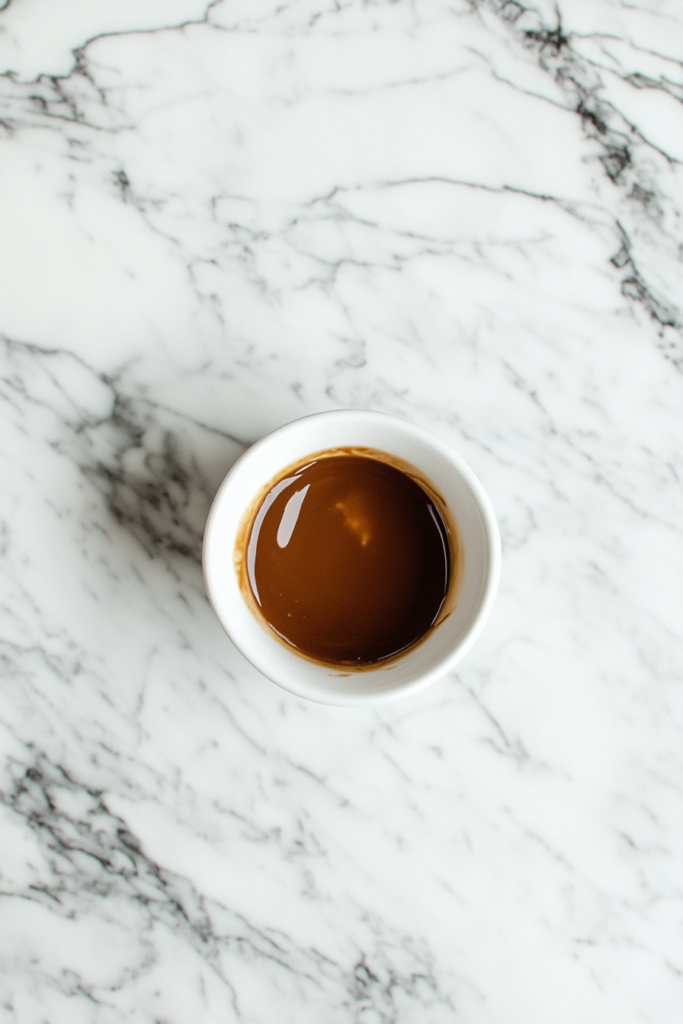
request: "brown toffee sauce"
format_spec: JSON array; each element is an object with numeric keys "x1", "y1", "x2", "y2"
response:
[{"x1": 236, "y1": 448, "x2": 461, "y2": 668}]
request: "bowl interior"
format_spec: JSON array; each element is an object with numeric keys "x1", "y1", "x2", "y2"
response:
[{"x1": 203, "y1": 411, "x2": 499, "y2": 705}]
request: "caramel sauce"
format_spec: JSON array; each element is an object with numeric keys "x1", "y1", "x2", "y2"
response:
[{"x1": 235, "y1": 448, "x2": 461, "y2": 668}]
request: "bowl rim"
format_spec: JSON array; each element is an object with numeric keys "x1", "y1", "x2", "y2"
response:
[{"x1": 203, "y1": 409, "x2": 501, "y2": 705}]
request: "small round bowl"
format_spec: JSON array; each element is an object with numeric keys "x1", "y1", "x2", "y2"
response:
[{"x1": 203, "y1": 410, "x2": 500, "y2": 706}]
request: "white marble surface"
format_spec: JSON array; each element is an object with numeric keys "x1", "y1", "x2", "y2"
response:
[{"x1": 1, "y1": 0, "x2": 683, "y2": 1020}]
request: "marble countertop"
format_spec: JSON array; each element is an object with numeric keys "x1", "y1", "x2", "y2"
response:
[{"x1": 2, "y1": 1, "x2": 683, "y2": 1021}]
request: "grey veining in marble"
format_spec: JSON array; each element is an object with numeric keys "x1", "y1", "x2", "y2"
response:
[{"x1": 1, "y1": 1, "x2": 683, "y2": 1021}]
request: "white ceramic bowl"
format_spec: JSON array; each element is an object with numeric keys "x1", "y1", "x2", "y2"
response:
[{"x1": 203, "y1": 410, "x2": 500, "y2": 706}]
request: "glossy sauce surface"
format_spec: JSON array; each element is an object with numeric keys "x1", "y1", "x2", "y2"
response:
[{"x1": 243, "y1": 452, "x2": 452, "y2": 666}]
